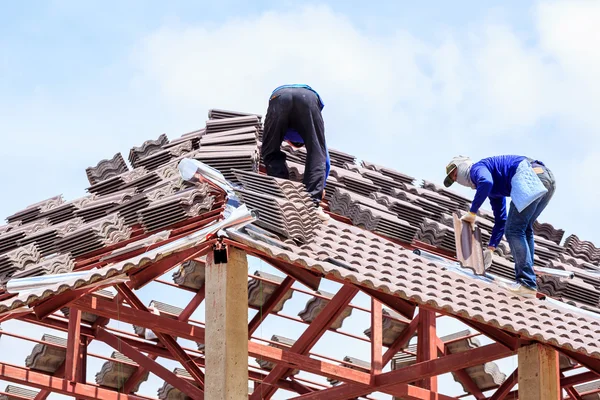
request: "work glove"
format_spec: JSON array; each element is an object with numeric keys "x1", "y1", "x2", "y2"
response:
[
  {"x1": 461, "y1": 212, "x2": 477, "y2": 224},
  {"x1": 483, "y1": 248, "x2": 494, "y2": 270}
]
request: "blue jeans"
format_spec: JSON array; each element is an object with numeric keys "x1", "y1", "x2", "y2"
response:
[{"x1": 505, "y1": 162, "x2": 556, "y2": 289}]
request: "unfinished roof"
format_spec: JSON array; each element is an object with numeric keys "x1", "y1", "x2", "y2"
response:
[{"x1": 0, "y1": 106, "x2": 599, "y2": 399}]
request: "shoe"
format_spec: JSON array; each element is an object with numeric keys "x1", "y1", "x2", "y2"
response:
[
  {"x1": 506, "y1": 283, "x2": 537, "y2": 298},
  {"x1": 316, "y1": 206, "x2": 330, "y2": 221}
]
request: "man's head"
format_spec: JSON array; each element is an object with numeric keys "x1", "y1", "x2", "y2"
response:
[{"x1": 444, "y1": 156, "x2": 475, "y2": 188}]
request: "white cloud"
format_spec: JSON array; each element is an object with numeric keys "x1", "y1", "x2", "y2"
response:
[{"x1": 133, "y1": 1, "x2": 600, "y2": 242}]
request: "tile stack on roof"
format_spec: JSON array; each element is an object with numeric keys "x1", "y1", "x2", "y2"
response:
[
  {"x1": 327, "y1": 356, "x2": 370, "y2": 386},
  {"x1": 200, "y1": 126, "x2": 258, "y2": 147},
  {"x1": 73, "y1": 189, "x2": 136, "y2": 223},
  {"x1": 133, "y1": 300, "x2": 184, "y2": 338},
  {"x1": 113, "y1": 179, "x2": 184, "y2": 225},
  {"x1": 37, "y1": 195, "x2": 97, "y2": 224},
  {"x1": 574, "y1": 380, "x2": 600, "y2": 400},
  {"x1": 421, "y1": 180, "x2": 472, "y2": 211},
  {"x1": 361, "y1": 160, "x2": 416, "y2": 185},
  {"x1": 172, "y1": 258, "x2": 206, "y2": 290},
  {"x1": 363, "y1": 308, "x2": 414, "y2": 346},
  {"x1": 6, "y1": 196, "x2": 65, "y2": 225},
  {"x1": 95, "y1": 351, "x2": 149, "y2": 392},
  {"x1": 0, "y1": 220, "x2": 52, "y2": 256},
  {"x1": 55, "y1": 214, "x2": 131, "y2": 258},
  {"x1": 371, "y1": 192, "x2": 434, "y2": 228},
  {"x1": 396, "y1": 184, "x2": 462, "y2": 213},
  {"x1": 329, "y1": 188, "x2": 418, "y2": 243},
  {"x1": 248, "y1": 271, "x2": 294, "y2": 313},
  {"x1": 205, "y1": 115, "x2": 261, "y2": 135},
  {"x1": 414, "y1": 218, "x2": 456, "y2": 252},
  {"x1": 328, "y1": 166, "x2": 381, "y2": 197},
  {"x1": 135, "y1": 141, "x2": 194, "y2": 171},
  {"x1": 157, "y1": 368, "x2": 200, "y2": 400},
  {"x1": 234, "y1": 170, "x2": 318, "y2": 243},
  {"x1": 86, "y1": 153, "x2": 129, "y2": 186},
  {"x1": 346, "y1": 164, "x2": 405, "y2": 196},
  {"x1": 86, "y1": 168, "x2": 149, "y2": 196},
  {"x1": 298, "y1": 289, "x2": 353, "y2": 330},
  {"x1": 0, "y1": 244, "x2": 41, "y2": 284},
  {"x1": 16, "y1": 218, "x2": 84, "y2": 257},
  {"x1": 60, "y1": 289, "x2": 115, "y2": 323},
  {"x1": 564, "y1": 235, "x2": 600, "y2": 265},
  {"x1": 0, "y1": 385, "x2": 39, "y2": 400},
  {"x1": 129, "y1": 134, "x2": 170, "y2": 168},
  {"x1": 25, "y1": 334, "x2": 66, "y2": 374},
  {"x1": 255, "y1": 335, "x2": 299, "y2": 376},
  {"x1": 9, "y1": 254, "x2": 74, "y2": 282},
  {"x1": 391, "y1": 330, "x2": 506, "y2": 394},
  {"x1": 328, "y1": 148, "x2": 356, "y2": 168},
  {"x1": 193, "y1": 147, "x2": 259, "y2": 184},
  {"x1": 208, "y1": 108, "x2": 263, "y2": 121},
  {"x1": 136, "y1": 186, "x2": 214, "y2": 232},
  {"x1": 534, "y1": 220, "x2": 565, "y2": 245}
]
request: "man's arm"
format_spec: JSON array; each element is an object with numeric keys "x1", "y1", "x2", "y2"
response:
[
  {"x1": 470, "y1": 166, "x2": 493, "y2": 214},
  {"x1": 488, "y1": 196, "x2": 507, "y2": 248}
]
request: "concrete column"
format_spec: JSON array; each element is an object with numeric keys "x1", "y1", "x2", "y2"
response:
[
  {"x1": 205, "y1": 246, "x2": 249, "y2": 399},
  {"x1": 518, "y1": 343, "x2": 560, "y2": 400}
]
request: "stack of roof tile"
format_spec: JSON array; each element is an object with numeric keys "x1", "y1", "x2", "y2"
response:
[
  {"x1": 389, "y1": 189, "x2": 447, "y2": 220},
  {"x1": 129, "y1": 134, "x2": 170, "y2": 168},
  {"x1": 298, "y1": 290, "x2": 353, "y2": 330},
  {"x1": 361, "y1": 160, "x2": 416, "y2": 185},
  {"x1": 61, "y1": 289, "x2": 115, "y2": 323},
  {"x1": 17, "y1": 218, "x2": 84, "y2": 256},
  {"x1": 328, "y1": 148, "x2": 356, "y2": 168},
  {"x1": 157, "y1": 368, "x2": 201, "y2": 400},
  {"x1": 73, "y1": 189, "x2": 136, "y2": 222},
  {"x1": 329, "y1": 189, "x2": 418, "y2": 243},
  {"x1": 533, "y1": 220, "x2": 565, "y2": 245},
  {"x1": 133, "y1": 300, "x2": 183, "y2": 338},
  {"x1": 86, "y1": 168, "x2": 149, "y2": 196},
  {"x1": 113, "y1": 179, "x2": 184, "y2": 225},
  {"x1": 0, "y1": 220, "x2": 51, "y2": 255},
  {"x1": 200, "y1": 126, "x2": 258, "y2": 147},
  {"x1": 415, "y1": 218, "x2": 456, "y2": 251},
  {"x1": 86, "y1": 153, "x2": 129, "y2": 186},
  {"x1": 0, "y1": 385, "x2": 39, "y2": 400},
  {"x1": 370, "y1": 192, "x2": 433, "y2": 227},
  {"x1": 25, "y1": 334, "x2": 66, "y2": 373},
  {"x1": 135, "y1": 141, "x2": 194, "y2": 171},
  {"x1": 55, "y1": 214, "x2": 131, "y2": 257},
  {"x1": 136, "y1": 187, "x2": 214, "y2": 232},
  {"x1": 574, "y1": 380, "x2": 600, "y2": 400},
  {"x1": 327, "y1": 357, "x2": 370, "y2": 386},
  {"x1": 193, "y1": 146, "x2": 259, "y2": 183},
  {"x1": 6, "y1": 196, "x2": 65, "y2": 224},
  {"x1": 95, "y1": 351, "x2": 148, "y2": 392},
  {"x1": 564, "y1": 235, "x2": 600, "y2": 264},
  {"x1": 172, "y1": 258, "x2": 206, "y2": 290},
  {"x1": 205, "y1": 115, "x2": 261, "y2": 135},
  {"x1": 234, "y1": 170, "x2": 318, "y2": 243},
  {"x1": 421, "y1": 180, "x2": 471, "y2": 210},
  {"x1": 255, "y1": 335, "x2": 299, "y2": 375},
  {"x1": 363, "y1": 308, "x2": 413, "y2": 346},
  {"x1": 328, "y1": 166, "x2": 381, "y2": 197},
  {"x1": 10, "y1": 254, "x2": 75, "y2": 281},
  {"x1": 345, "y1": 164, "x2": 405, "y2": 195},
  {"x1": 208, "y1": 108, "x2": 262, "y2": 121},
  {"x1": 396, "y1": 184, "x2": 462, "y2": 212},
  {"x1": 37, "y1": 195, "x2": 96, "y2": 224},
  {"x1": 248, "y1": 271, "x2": 294, "y2": 313},
  {"x1": 0, "y1": 244, "x2": 41, "y2": 284}
]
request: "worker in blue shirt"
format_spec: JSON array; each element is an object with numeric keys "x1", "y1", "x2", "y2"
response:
[
  {"x1": 262, "y1": 84, "x2": 331, "y2": 221},
  {"x1": 444, "y1": 155, "x2": 556, "y2": 297}
]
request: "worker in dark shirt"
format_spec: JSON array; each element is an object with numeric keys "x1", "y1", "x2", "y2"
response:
[
  {"x1": 261, "y1": 84, "x2": 331, "y2": 221},
  {"x1": 444, "y1": 155, "x2": 556, "y2": 297}
]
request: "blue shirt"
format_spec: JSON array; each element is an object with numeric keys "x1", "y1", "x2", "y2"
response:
[
  {"x1": 469, "y1": 155, "x2": 527, "y2": 247},
  {"x1": 273, "y1": 84, "x2": 330, "y2": 184}
]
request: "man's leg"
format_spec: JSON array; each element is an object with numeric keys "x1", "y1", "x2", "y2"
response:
[
  {"x1": 262, "y1": 90, "x2": 293, "y2": 179},
  {"x1": 505, "y1": 199, "x2": 541, "y2": 289},
  {"x1": 526, "y1": 166, "x2": 557, "y2": 264},
  {"x1": 291, "y1": 89, "x2": 327, "y2": 205}
]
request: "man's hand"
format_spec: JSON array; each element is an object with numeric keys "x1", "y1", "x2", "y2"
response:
[
  {"x1": 483, "y1": 247, "x2": 494, "y2": 269},
  {"x1": 461, "y1": 212, "x2": 477, "y2": 224}
]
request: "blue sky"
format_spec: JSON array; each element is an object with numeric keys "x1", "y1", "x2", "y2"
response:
[{"x1": 0, "y1": 0, "x2": 599, "y2": 398}]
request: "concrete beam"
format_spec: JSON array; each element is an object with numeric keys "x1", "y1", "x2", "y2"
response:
[{"x1": 205, "y1": 245, "x2": 249, "y2": 400}]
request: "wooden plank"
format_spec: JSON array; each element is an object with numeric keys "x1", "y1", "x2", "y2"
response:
[
  {"x1": 518, "y1": 344, "x2": 560, "y2": 400},
  {"x1": 453, "y1": 212, "x2": 485, "y2": 275}
]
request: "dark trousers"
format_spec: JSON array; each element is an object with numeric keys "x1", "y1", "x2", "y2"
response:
[{"x1": 262, "y1": 87, "x2": 327, "y2": 205}]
